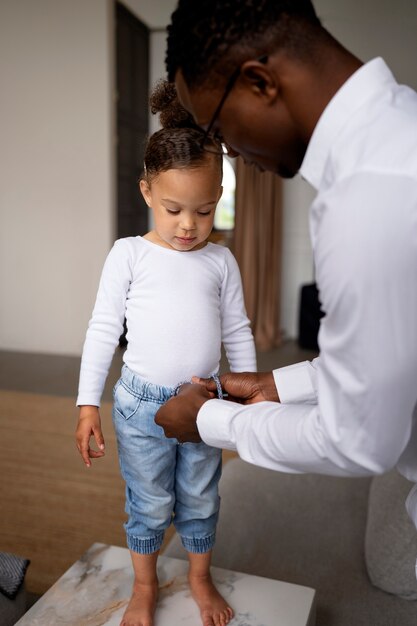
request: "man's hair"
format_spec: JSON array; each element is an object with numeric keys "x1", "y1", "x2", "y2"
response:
[{"x1": 166, "y1": 0, "x2": 323, "y2": 88}]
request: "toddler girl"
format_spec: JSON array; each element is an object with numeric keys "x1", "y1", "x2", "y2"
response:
[{"x1": 75, "y1": 81, "x2": 256, "y2": 626}]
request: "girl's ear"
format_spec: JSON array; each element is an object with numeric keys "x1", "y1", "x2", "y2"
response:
[{"x1": 139, "y1": 179, "x2": 151, "y2": 206}]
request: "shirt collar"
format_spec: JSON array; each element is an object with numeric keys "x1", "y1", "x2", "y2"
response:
[{"x1": 299, "y1": 57, "x2": 396, "y2": 190}]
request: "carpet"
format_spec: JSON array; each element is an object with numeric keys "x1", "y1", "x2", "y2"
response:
[
  {"x1": 0, "y1": 390, "x2": 126, "y2": 594},
  {"x1": 0, "y1": 390, "x2": 236, "y2": 595}
]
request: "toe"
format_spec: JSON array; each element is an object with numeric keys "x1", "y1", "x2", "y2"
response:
[
  {"x1": 203, "y1": 613, "x2": 215, "y2": 626},
  {"x1": 213, "y1": 613, "x2": 222, "y2": 626}
]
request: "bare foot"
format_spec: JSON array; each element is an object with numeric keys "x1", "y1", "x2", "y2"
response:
[
  {"x1": 120, "y1": 581, "x2": 158, "y2": 626},
  {"x1": 189, "y1": 573, "x2": 234, "y2": 626}
]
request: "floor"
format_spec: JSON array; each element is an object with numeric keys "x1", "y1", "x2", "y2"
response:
[{"x1": 0, "y1": 340, "x2": 317, "y2": 400}]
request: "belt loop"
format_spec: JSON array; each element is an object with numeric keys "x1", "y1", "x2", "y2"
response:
[
  {"x1": 211, "y1": 374, "x2": 223, "y2": 399},
  {"x1": 174, "y1": 375, "x2": 223, "y2": 399}
]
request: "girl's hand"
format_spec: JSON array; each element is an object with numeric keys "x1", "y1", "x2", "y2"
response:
[{"x1": 76, "y1": 405, "x2": 105, "y2": 467}]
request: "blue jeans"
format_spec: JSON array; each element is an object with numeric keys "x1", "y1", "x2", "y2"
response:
[{"x1": 112, "y1": 365, "x2": 222, "y2": 555}]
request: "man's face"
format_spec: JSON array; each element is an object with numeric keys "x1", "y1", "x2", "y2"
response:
[{"x1": 175, "y1": 69, "x2": 308, "y2": 178}]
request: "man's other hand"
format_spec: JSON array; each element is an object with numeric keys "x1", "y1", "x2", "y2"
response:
[{"x1": 155, "y1": 383, "x2": 215, "y2": 443}]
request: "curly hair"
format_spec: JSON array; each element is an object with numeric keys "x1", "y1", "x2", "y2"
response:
[
  {"x1": 166, "y1": 0, "x2": 323, "y2": 88},
  {"x1": 143, "y1": 79, "x2": 222, "y2": 181}
]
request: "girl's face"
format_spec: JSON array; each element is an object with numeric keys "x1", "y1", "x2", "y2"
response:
[{"x1": 140, "y1": 161, "x2": 222, "y2": 252}]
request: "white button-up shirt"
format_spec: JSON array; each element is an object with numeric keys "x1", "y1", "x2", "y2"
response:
[{"x1": 197, "y1": 59, "x2": 417, "y2": 494}]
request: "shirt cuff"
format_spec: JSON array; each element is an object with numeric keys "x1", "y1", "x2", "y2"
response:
[
  {"x1": 76, "y1": 395, "x2": 101, "y2": 407},
  {"x1": 273, "y1": 361, "x2": 317, "y2": 404},
  {"x1": 197, "y1": 399, "x2": 238, "y2": 450}
]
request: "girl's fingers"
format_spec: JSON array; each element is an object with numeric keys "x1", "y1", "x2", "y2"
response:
[
  {"x1": 76, "y1": 422, "x2": 105, "y2": 467},
  {"x1": 77, "y1": 429, "x2": 94, "y2": 466},
  {"x1": 78, "y1": 444, "x2": 105, "y2": 467},
  {"x1": 88, "y1": 449, "x2": 105, "y2": 459},
  {"x1": 93, "y1": 426, "x2": 105, "y2": 451},
  {"x1": 78, "y1": 438, "x2": 92, "y2": 467}
]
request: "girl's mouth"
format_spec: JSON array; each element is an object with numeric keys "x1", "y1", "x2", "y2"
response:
[{"x1": 176, "y1": 236, "x2": 197, "y2": 244}]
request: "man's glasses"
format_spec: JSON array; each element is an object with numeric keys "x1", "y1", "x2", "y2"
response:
[{"x1": 201, "y1": 55, "x2": 268, "y2": 156}]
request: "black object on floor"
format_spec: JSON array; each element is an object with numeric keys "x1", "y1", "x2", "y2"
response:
[
  {"x1": 298, "y1": 282, "x2": 324, "y2": 351},
  {"x1": 0, "y1": 552, "x2": 30, "y2": 600}
]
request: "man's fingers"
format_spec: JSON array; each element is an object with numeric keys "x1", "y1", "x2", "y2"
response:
[
  {"x1": 225, "y1": 394, "x2": 244, "y2": 404},
  {"x1": 155, "y1": 390, "x2": 204, "y2": 443},
  {"x1": 192, "y1": 376, "x2": 217, "y2": 391},
  {"x1": 155, "y1": 403, "x2": 177, "y2": 438}
]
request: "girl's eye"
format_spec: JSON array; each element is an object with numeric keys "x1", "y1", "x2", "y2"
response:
[
  {"x1": 198, "y1": 211, "x2": 212, "y2": 216},
  {"x1": 166, "y1": 209, "x2": 180, "y2": 214}
]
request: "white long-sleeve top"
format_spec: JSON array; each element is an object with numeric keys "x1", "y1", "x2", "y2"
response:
[
  {"x1": 77, "y1": 237, "x2": 256, "y2": 406},
  {"x1": 198, "y1": 58, "x2": 417, "y2": 484}
]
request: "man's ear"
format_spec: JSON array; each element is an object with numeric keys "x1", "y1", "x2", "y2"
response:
[
  {"x1": 239, "y1": 59, "x2": 279, "y2": 103},
  {"x1": 139, "y1": 179, "x2": 151, "y2": 206}
]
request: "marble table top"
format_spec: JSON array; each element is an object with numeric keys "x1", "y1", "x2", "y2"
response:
[{"x1": 16, "y1": 543, "x2": 316, "y2": 626}]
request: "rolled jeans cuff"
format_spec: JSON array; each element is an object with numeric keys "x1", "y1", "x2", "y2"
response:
[
  {"x1": 127, "y1": 531, "x2": 164, "y2": 554},
  {"x1": 181, "y1": 532, "x2": 216, "y2": 554}
]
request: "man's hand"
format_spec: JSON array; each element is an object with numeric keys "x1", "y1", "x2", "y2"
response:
[
  {"x1": 76, "y1": 405, "x2": 105, "y2": 467},
  {"x1": 155, "y1": 383, "x2": 215, "y2": 443},
  {"x1": 192, "y1": 371, "x2": 280, "y2": 404}
]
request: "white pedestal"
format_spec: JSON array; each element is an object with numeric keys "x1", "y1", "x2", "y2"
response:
[{"x1": 16, "y1": 543, "x2": 316, "y2": 625}]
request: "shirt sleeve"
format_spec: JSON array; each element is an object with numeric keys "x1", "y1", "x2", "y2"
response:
[
  {"x1": 273, "y1": 358, "x2": 319, "y2": 404},
  {"x1": 220, "y1": 248, "x2": 257, "y2": 373},
  {"x1": 198, "y1": 173, "x2": 417, "y2": 476},
  {"x1": 76, "y1": 239, "x2": 132, "y2": 406}
]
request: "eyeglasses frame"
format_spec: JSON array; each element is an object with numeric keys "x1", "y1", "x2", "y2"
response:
[{"x1": 200, "y1": 55, "x2": 269, "y2": 155}]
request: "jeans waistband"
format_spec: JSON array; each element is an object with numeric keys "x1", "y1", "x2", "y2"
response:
[{"x1": 120, "y1": 365, "x2": 178, "y2": 403}]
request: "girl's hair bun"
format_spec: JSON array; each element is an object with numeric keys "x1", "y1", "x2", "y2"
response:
[
  {"x1": 142, "y1": 80, "x2": 222, "y2": 182},
  {"x1": 149, "y1": 79, "x2": 199, "y2": 130}
]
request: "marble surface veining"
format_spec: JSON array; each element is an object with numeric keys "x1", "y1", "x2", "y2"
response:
[{"x1": 16, "y1": 543, "x2": 315, "y2": 626}]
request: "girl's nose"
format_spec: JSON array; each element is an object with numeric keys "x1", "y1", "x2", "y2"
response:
[{"x1": 180, "y1": 218, "x2": 196, "y2": 231}]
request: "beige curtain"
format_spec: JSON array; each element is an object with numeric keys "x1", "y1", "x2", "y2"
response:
[{"x1": 234, "y1": 157, "x2": 283, "y2": 351}]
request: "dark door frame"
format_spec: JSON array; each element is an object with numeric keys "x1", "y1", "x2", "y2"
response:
[{"x1": 116, "y1": 2, "x2": 149, "y2": 239}]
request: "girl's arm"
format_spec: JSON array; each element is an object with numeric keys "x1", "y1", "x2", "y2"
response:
[
  {"x1": 76, "y1": 239, "x2": 133, "y2": 407},
  {"x1": 75, "y1": 240, "x2": 133, "y2": 466},
  {"x1": 220, "y1": 248, "x2": 257, "y2": 373}
]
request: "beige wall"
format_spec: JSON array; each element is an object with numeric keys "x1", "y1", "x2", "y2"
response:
[
  {"x1": 0, "y1": 0, "x2": 115, "y2": 356},
  {"x1": 1, "y1": 0, "x2": 416, "y2": 356}
]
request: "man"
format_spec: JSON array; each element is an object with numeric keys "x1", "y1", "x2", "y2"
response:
[{"x1": 155, "y1": 0, "x2": 417, "y2": 521}]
